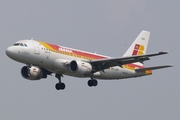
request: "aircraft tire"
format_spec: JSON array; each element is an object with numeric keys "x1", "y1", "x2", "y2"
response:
[
  {"x1": 55, "y1": 83, "x2": 65, "y2": 90},
  {"x1": 88, "y1": 80, "x2": 98, "y2": 87},
  {"x1": 92, "y1": 79, "x2": 98, "y2": 86},
  {"x1": 88, "y1": 80, "x2": 93, "y2": 87}
]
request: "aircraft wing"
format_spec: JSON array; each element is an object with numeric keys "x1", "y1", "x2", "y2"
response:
[{"x1": 90, "y1": 51, "x2": 169, "y2": 72}]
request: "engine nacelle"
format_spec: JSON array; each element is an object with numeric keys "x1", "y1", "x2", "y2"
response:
[
  {"x1": 21, "y1": 66, "x2": 43, "y2": 80},
  {"x1": 69, "y1": 60, "x2": 92, "y2": 75}
]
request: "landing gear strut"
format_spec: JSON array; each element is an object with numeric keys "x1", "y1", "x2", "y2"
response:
[{"x1": 55, "y1": 74, "x2": 65, "y2": 90}]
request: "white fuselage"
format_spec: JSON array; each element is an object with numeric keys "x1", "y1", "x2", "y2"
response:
[{"x1": 6, "y1": 40, "x2": 149, "y2": 80}]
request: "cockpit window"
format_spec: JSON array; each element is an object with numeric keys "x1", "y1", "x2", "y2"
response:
[
  {"x1": 20, "y1": 43, "x2": 24, "y2": 46},
  {"x1": 14, "y1": 43, "x2": 20, "y2": 46},
  {"x1": 24, "y1": 44, "x2": 28, "y2": 47},
  {"x1": 14, "y1": 43, "x2": 28, "y2": 47}
]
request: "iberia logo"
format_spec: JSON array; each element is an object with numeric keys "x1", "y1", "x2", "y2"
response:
[{"x1": 132, "y1": 44, "x2": 144, "y2": 55}]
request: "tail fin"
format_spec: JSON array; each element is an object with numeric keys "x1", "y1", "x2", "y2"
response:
[{"x1": 123, "y1": 30, "x2": 150, "y2": 66}]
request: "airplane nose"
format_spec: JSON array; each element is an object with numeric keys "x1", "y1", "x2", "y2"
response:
[{"x1": 6, "y1": 46, "x2": 14, "y2": 58}]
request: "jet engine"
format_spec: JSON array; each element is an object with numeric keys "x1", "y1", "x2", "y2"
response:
[
  {"x1": 21, "y1": 66, "x2": 45, "y2": 80},
  {"x1": 69, "y1": 60, "x2": 92, "y2": 75}
]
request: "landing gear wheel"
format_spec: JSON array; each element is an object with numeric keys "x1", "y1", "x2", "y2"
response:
[
  {"x1": 88, "y1": 79, "x2": 98, "y2": 87},
  {"x1": 55, "y1": 83, "x2": 61, "y2": 90},
  {"x1": 88, "y1": 80, "x2": 93, "y2": 87},
  {"x1": 60, "y1": 83, "x2": 65, "y2": 90},
  {"x1": 55, "y1": 83, "x2": 66, "y2": 90},
  {"x1": 92, "y1": 80, "x2": 98, "y2": 86}
]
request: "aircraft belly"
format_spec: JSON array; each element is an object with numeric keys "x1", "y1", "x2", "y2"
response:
[{"x1": 95, "y1": 69, "x2": 138, "y2": 80}]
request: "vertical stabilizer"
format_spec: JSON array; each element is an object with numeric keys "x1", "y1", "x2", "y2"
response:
[{"x1": 123, "y1": 30, "x2": 150, "y2": 66}]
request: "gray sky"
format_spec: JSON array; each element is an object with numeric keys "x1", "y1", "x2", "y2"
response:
[{"x1": 0, "y1": 0, "x2": 179, "y2": 120}]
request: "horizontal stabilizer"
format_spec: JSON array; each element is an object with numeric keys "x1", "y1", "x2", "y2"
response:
[{"x1": 135, "y1": 65, "x2": 173, "y2": 72}]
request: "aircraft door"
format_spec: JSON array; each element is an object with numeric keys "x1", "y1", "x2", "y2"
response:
[
  {"x1": 44, "y1": 49, "x2": 50, "y2": 60},
  {"x1": 33, "y1": 41, "x2": 40, "y2": 55}
]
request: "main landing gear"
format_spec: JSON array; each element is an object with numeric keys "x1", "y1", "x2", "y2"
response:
[
  {"x1": 87, "y1": 79, "x2": 98, "y2": 87},
  {"x1": 54, "y1": 74, "x2": 98, "y2": 90},
  {"x1": 87, "y1": 74, "x2": 98, "y2": 87},
  {"x1": 55, "y1": 74, "x2": 65, "y2": 90}
]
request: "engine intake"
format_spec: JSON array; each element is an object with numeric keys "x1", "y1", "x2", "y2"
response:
[
  {"x1": 21, "y1": 66, "x2": 44, "y2": 80},
  {"x1": 69, "y1": 60, "x2": 92, "y2": 75}
]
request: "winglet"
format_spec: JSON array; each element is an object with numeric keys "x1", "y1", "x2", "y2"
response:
[{"x1": 168, "y1": 50, "x2": 172, "y2": 55}]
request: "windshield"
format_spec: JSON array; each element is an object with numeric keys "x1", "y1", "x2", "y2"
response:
[
  {"x1": 14, "y1": 43, "x2": 28, "y2": 47},
  {"x1": 14, "y1": 43, "x2": 20, "y2": 46}
]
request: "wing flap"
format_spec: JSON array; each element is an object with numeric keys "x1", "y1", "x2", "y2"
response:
[{"x1": 135, "y1": 65, "x2": 173, "y2": 72}]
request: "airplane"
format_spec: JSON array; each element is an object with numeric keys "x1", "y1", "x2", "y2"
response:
[{"x1": 6, "y1": 30, "x2": 172, "y2": 90}]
